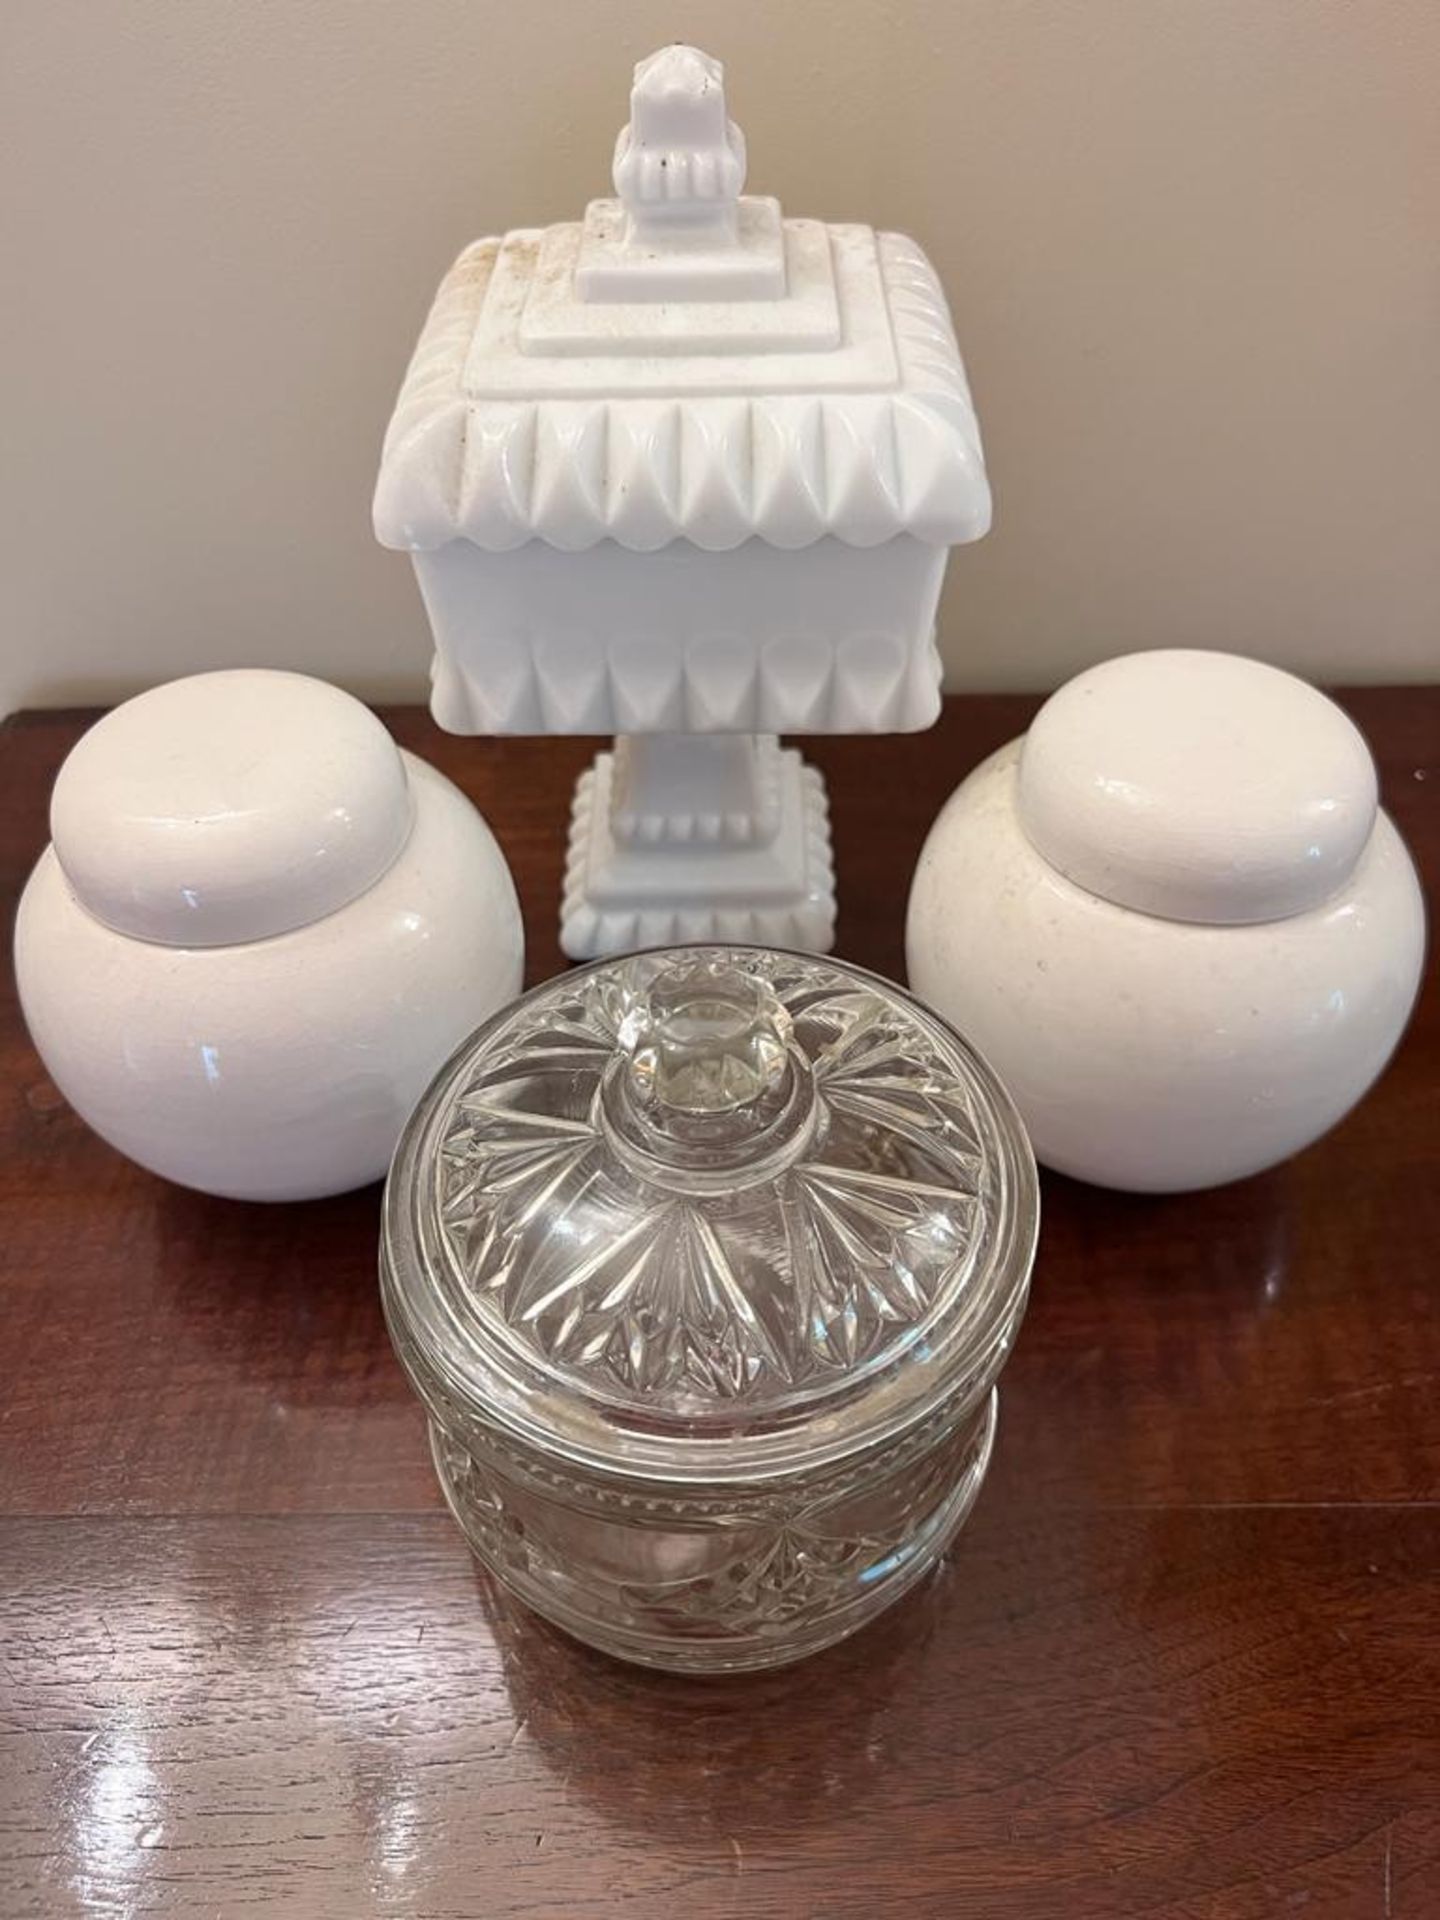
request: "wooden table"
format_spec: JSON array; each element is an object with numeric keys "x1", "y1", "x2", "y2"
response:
[{"x1": 2, "y1": 692, "x2": 1436, "y2": 1920}]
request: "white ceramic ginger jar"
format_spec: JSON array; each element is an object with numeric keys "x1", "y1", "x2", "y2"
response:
[
  {"x1": 15, "y1": 670, "x2": 524, "y2": 1201},
  {"x1": 906, "y1": 650, "x2": 1426, "y2": 1193}
]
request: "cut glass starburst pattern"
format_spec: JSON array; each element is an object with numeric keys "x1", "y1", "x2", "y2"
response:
[{"x1": 435, "y1": 952, "x2": 992, "y2": 1411}]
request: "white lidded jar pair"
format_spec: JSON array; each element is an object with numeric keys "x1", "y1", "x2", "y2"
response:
[
  {"x1": 907, "y1": 651, "x2": 1426, "y2": 1193},
  {"x1": 15, "y1": 670, "x2": 524, "y2": 1201}
]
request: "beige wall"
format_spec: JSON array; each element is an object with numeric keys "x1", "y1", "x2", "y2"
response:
[{"x1": 3, "y1": 0, "x2": 1438, "y2": 717}]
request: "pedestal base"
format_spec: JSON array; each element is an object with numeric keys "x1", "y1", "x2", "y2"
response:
[{"x1": 561, "y1": 741, "x2": 835, "y2": 959}]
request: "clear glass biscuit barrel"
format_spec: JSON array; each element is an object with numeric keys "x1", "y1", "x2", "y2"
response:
[{"x1": 381, "y1": 948, "x2": 1037, "y2": 1672}]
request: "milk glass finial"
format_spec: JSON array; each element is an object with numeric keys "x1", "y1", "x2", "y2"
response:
[{"x1": 613, "y1": 45, "x2": 746, "y2": 246}]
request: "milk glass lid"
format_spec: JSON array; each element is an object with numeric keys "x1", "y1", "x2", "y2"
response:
[
  {"x1": 382, "y1": 947, "x2": 1037, "y2": 1483},
  {"x1": 373, "y1": 44, "x2": 990, "y2": 557}
]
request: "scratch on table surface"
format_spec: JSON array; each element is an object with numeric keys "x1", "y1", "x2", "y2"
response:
[
  {"x1": 1384, "y1": 1827, "x2": 1393, "y2": 1917},
  {"x1": 730, "y1": 1837, "x2": 744, "y2": 1876}
]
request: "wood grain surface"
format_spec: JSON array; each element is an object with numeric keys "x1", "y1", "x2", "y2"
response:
[{"x1": 2, "y1": 692, "x2": 1436, "y2": 1919}]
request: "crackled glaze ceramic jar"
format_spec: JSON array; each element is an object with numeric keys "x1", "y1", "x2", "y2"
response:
[
  {"x1": 381, "y1": 947, "x2": 1037, "y2": 1672},
  {"x1": 15, "y1": 670, "x2": 524, "y2": 1201}
]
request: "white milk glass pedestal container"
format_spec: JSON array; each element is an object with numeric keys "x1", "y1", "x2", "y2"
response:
[
  {"x1": 374, "y1": 44, "x2": 991, "y2": 958},
  {"x1": 15, "y1": 671, "x2": 524, "y2": 1201},
  {"x1": 381, "y1": 947, "x2": 1037, "y2": 1671}
]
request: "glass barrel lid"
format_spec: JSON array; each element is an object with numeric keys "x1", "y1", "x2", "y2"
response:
[{"x1": 382, "y1": 947, "x2": 1037, "y2": 1485}]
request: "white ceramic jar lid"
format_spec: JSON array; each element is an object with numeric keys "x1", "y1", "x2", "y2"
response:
[
  {"x1": 1016, "y1": 650, "x2": 1379, "y2": 925},
  {"x1": 50, "y1": 670, "x2": 415, "y2": 947}
]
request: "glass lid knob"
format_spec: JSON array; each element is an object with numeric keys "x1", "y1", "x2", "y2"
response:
[{"x1": 619, "y1": 958, "x2": 793, "y2": 1115}]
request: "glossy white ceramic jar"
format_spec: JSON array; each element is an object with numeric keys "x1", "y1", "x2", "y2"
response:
[
  {"x1": 15, "y1": 670, "x2": 524, "y2": 1201},
  {"x1": 906, "y1": 651, "x2": 1426, "y2": 1192}
]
